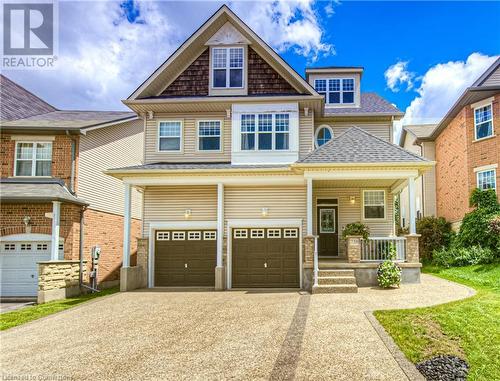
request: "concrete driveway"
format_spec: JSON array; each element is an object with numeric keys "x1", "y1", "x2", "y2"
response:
[{"x1": 1, "y1": 274, "x2": 472, "y2": 381}]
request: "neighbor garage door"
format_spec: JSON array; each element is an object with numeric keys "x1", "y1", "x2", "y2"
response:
[
  {"x1": 232, "y1": 228, "x2": 300, "y2": 288},
  {"x1": 0, "y1": 240, "x2": 52, "y2": 297},
  {"x1": 154, "y1": 230, "x2": 217, "y2": 287}
]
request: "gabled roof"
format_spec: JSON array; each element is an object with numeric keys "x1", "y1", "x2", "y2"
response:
[
  {"x1": 298, "y1": 127, "x2": 429, "y2": 164},
  {"x1": 0, "y1": 74, "x2": 56, "y2": 121},
  {"x1": 323, "y1": 93, "x2": 403, "y2": 117},
  {"x1": 128, "y1": 5, "x2": 318, "y2": 100},
  {"x1": 472, "y1": 57, "x2": 500, "y2": 86},
  {"x1": 399, "y1": 124, "x2": 438, "y2": 146}
]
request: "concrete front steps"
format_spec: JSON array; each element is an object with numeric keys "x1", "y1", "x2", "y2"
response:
[{"x1": 312, "y1": 269, "x2": 358, "y2": 294}]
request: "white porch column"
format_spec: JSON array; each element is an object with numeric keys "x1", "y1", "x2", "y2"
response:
[
  {"x1": 50, "y1": 201, "x2": 61, "y2": 261},
  {"x1": 408, "y1": 176, "x2": 417, "y2": 234},
  {"x1": 216, "y1": 183, "x2": 224, "y2": 268},
  {"x1": 122, "y1": 183, "x2": 132, "y2": 268},
  {"x1": 306, "y1": 178, "x2": 313, "y2": 235}
]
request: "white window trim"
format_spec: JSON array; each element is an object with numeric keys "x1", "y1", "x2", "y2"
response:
[
  {"x1": 196, "y1": 119, "x2": 223, "y2": 152},
  {"x1": 211, "y1": 46, "x2": 245, "y2": 89},
  {"x1": 362, "y1": 189, "x2": 387, "y2": 221},
  {"x1": 314, "y1": 78, "x2": 355, "y2": 105},
  {"x1": 473, "y1": 103, "x2": 494, "y2": 142},
  {"x1": 240, "y1": 113, "x2": 291, "y2": 152},
  {"x1": 14, "y1": 141, "x2": 52, "y2": 177},
  {"x1": 476, "y1": 168, "x2": 497, "y2": 191},
  {"x1": 157, "y1": 120, "x2": 183, "y2": 153},
  {"x1": 314, "y1": 125, "x2": 334, "y2": 149}
]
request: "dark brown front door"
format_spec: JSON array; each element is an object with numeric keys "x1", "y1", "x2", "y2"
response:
[
  {"x1": 232, "y1": 228, "x2": 299, "y2": 288},
  {"x1": 154, "y1": 230, "x2": 216, "y2": 286},
  {"x1": 317, "y1": 206, "x2": 339, "y2": 257}
]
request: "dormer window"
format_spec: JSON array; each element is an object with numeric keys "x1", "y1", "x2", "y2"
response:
[
  {"x1": 315, "y1": 78, "x2": 355, "y2": 105},
  {"x1": 212, "y1": 47, "x2": 244, "y2": 88}
]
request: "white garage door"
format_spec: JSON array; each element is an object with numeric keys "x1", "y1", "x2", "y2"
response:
[{"x1": 0, "y1": 235, "x2": 59, "y2": 297}]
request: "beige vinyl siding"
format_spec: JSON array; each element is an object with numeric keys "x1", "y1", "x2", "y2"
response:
[
  {"x1": 299, "y1": 110, "x2": 314, "y2": 158},
  {"x1": 144, "y1": 113, "x2": 231, "y2": 164},
  {"x1": 313, "y1": 187, "x2": 394, "y2": 255},
  {"x1": 78, "y1": 119, "x2": 143, "y2": 219},
  {"x1": 314, "y1": 121, "x2": 392, "y2": 142},
  {"x1": 142, "y1": 185, "x2": 217, "y2": 235},
  {"x1": 483, "y1": 66, "x2": 500, "y2": 86}
]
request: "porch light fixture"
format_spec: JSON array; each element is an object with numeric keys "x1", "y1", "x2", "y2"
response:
[
  {"x1": 349, "y1": 196, "x2": 356, "y2": 204},
  {"x1": 23, "y1": 216, "x2": 31, "y2": 226},
  {"x1": 184, "y1": 209, "x2": 192, "y2": 219},
  {"x1": 261, "y1": 208, "x2": 269, "y2": 217}
]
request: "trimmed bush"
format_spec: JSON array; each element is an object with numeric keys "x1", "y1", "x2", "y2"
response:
[
  {"x1": 416, "y1": 216, "x2": 453, "y2": 260},
  {"x1": 342, "y1": 222, "x2": 369, "y2": 240},
  {"x1": 377, "y1": 245, "x2": 402, "y2": 288}
]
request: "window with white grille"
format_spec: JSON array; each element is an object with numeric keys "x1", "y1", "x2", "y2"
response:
[
  {"x1": 188, "y1": 231, "x2": 202, "y2": 240},
  {"x1": 284, "y1": 229, "x2": 298, "y2": 238},
  {"x1": 20, "y1": 244, "x2": 32, "y2": 251},
  {"x1": 234, "y1": 229, "x2": 248, "y2": 239},
  {"x1": 204, "y1": 231, "x2": 217, "y2": 240},
  {"x1": 156, "y1": 232, "x2": 170, "y2": 241},
  {"x1": 251, "y1": 229, "x2": 264, "y2": 238},
  {"x1": 3, "y1": 243, "x2": 15, "y2": 251},
  {"x1": 363, "y1": 190, "x2": 386, "y2": 220},
  {"x1": 267, "y1": 229, "x2": 281, "y2": 238},
  {"x1": 37, "y1": 243, "x2": 48, "y2": 251},
  {"x1": 172, "y1": 232, "x2": 185, "y2": 240}
]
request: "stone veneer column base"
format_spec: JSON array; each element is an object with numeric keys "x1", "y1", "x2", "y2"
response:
[
  {"x1": 215, "y1": 266, "x2": 225, "y2": 290},
  {"x1": 346, "y1": 235, "x2": 363, "y2": 263},
  {"x1": 38, "y1": 260, "x2": 85, "y2": 304},
  {"x1": 120, "y1": 267, "x2": 144, "y2": 292},
  {"x1": 405, "y1": 234, "x2": 421, "y2": 263}
]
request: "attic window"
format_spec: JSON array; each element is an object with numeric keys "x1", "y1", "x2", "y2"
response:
[
  {"x1": 315, "y1": 78, "x2": 355, "y2": 105},
  {"x1": 212, "y1": 47, "x2": 244, "y2": 88}
]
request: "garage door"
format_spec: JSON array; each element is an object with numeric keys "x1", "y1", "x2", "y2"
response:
[
  {"x1": 232, "y1": 228, "x2": 300, "y2": 288},
  {"x1": 154, "y1": 230, "x2": 217, "y2": 287},
  {"x1": 0, "y1": 240, "x2": 52, "y2": 297}
]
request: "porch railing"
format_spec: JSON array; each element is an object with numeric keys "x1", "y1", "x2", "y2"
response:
[
  {"x1": 313, "y1": 236, "x2": 319, "y2": 287},
  {"x1": 361, "y1": 237, "x2": 406, "y2": 262}
]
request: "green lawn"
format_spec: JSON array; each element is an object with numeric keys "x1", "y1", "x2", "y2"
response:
[
  {"x1": 374, "y1": 264, "x2": 500, "y2": 381},
  {"x1": 0, "y1": 287, "x2": 119, "y2": 331}
]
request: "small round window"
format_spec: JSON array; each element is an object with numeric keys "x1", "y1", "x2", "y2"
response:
[{"x1": 315, "y1": 126, "x2": 333, "y2": 148}]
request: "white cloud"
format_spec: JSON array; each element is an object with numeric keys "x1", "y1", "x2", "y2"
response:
[
  {"x1": 4, "y1": 0, "x2": 333, "y2": 110},
  {"x1": 384, "y1": 61, "x2": 414, "y2": 92},
  {"x1": 402, "y1": 53, "x2": 498, "y2": 126}
]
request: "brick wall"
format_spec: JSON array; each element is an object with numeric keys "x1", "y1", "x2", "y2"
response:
[{"x1": 0, "y1": 133, "x2": 78, "y2": 189}]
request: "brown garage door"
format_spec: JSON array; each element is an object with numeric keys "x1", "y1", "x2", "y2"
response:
[
  {"x1": 232, "y1": 228, "x2": 299, "y2": 288},
  {"x1": 155, "y1": 230, "x2": 216, "y2": 287}
]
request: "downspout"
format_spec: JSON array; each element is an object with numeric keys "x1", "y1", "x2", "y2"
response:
[{"x1": 65, "y1": 130, "x2": 77, "y2": 193}]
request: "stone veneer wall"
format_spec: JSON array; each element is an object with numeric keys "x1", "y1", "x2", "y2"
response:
[{"x1": 38, "y1": 260, "x2": 85, "y2": 304}]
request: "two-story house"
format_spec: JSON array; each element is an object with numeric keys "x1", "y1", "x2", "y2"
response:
[
  {"x1": 409, "y1": 58, "x2": 499, "y2": 230},
  {"x1": 107, "y1": 6, "x2": 433, "y2": 293},
  {"x1": 0, "y1": 75, "x2": 143, "y2": 300}
]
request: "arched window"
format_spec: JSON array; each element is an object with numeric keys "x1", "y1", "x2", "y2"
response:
[{"x1": 315, "y1": 125, "x2": 333, "y2": 148}]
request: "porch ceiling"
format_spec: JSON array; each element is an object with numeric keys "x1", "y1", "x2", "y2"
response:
[{"x1": 313, "y1": 179, "x2": 400, "y2": 188}]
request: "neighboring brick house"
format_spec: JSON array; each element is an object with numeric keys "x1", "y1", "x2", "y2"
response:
[
  {"x1": 417, "y1": 58, "x2": 500, "y2": 229},
  {"x1": 0, "y1": 75, "x2": 143, "y2": 299}
]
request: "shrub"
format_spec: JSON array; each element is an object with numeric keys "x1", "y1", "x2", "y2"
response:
[
  {"x1": 342, "y1": 222, "x2": 369, "y2": 240},
  {"x1": 416, "y1": 216, "x2": 453, "y2": 260},
  {"x1": 377, "y1": 245, "x2": 402, "y2": 288},
  {"x1": 433, "y1": 246, "x2": 496, "y2": 268}
]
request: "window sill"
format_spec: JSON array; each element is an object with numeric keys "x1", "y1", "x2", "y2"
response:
[{"x1": 473, "y1": 134, "x2": 496, "y2": 143}]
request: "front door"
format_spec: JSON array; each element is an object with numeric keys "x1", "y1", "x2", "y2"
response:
[{"x1": 317, "y1": 206, "x2": 339, "y2": 257}]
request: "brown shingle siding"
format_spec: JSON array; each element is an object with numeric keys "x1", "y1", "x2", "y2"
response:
[{"x1": 161, "y1": 49, "x2": 209, "y2": 96}]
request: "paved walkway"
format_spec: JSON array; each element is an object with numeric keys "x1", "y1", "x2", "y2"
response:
[{"x1": 1, "y1": 274, "x2": 472, "y2": 381}]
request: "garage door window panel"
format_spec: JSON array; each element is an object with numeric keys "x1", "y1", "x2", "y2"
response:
[
  {"x1": 172, "y1": 232, "x2": 185, "y2": 240},
  {"x1": 188, "y1": 231, "x2": 202, "y2": 240}
]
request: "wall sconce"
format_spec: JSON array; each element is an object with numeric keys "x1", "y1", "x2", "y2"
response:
[
  {"x1": 23, "y1": 216, "x2": 31, "y2": 226},
  {"x1": 261, "y1": 207, "x2": 269, "y2": 217},
  {"x1": 349, "y1": 196, "x2": 356, "y2": 204},
  {"x1": 184, "y1": 209, "x2": 192, "y2": 219}
]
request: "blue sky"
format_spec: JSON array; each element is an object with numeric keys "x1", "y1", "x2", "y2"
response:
[{"x1": 5, "y1": 1, "x2": 499, "y2": 131}]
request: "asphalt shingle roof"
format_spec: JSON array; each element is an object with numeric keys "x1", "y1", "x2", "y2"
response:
[
  {"x1": 403, "y1": 124, "x2": 438, "y2": 139},
  {"x1": 324, "y1": 93, "x2": 402, "y2": 116},
  {"x1": 0, "y1": 74, "x2": 56, "y2": 121},
  {"x1": 299, "y1": 127, "x2": 429, "y2": 164}
]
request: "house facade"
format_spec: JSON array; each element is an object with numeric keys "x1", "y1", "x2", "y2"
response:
[
  {"x1": 418, "y1": 58, "x2": 500, "y2": 230},
  {"x1": 0, "y1": 75, "x2": 143, "y2": 300},
  {"x1": 108, "y1": 6, "x2": 432, "y2": 293}
]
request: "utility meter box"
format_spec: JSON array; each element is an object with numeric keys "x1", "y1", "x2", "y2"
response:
[{"x1": 91, "y1": 246, "x2": 101, "y2": 261}]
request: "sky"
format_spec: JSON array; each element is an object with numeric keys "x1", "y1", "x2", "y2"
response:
[{"x1": 3, "y1": 0, "x2": 500, "y2": 138}]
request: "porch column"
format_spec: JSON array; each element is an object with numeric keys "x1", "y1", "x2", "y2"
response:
[
  {"x1": 408, "y1": 176, "x2": 417, "y2": 234},
  {"x1": 122, "y1": 183, "x2": 132, "y2": 268},
  {"x1": 215, "y1": 182, "x2": 225, "y2": 290},
  {"x1": 306, "y1": 178, "x2": 313, "y2": 235},
  {"x1": 50, "y1": 201, "x2": 61, "y2": 261}
]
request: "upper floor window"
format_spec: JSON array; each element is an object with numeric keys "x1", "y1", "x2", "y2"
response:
[
  {"x1": 315, "y1": 125, "x2": 333, "y2": 147},
  {"x1": 474, "y1": 104, "x2": 493, "y2": 140},
  {"x1": 198, "y1": 120, "x2": 221, "y2": 151},
  {"x1": 158, "y1": 121, "x2": 182, "y2": 151},
  {"x1": 315, "y1": 78, "x2": 355, "y2": 105},
  {"x1": 241, "y1": 113, "x2": 289, "y2": 151},
  {"x1": 212, "y1": 47, "x2": 244, "y2": 88},
  {"x1": 477, "y1": 169, "x2": 496, "y2": 192},
  {"x1": 15, "y1": 142, "x2": 52, "y2": 176},
  {"x1": 363, "y1": 190, "x2": 386, "y2": 220}
]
